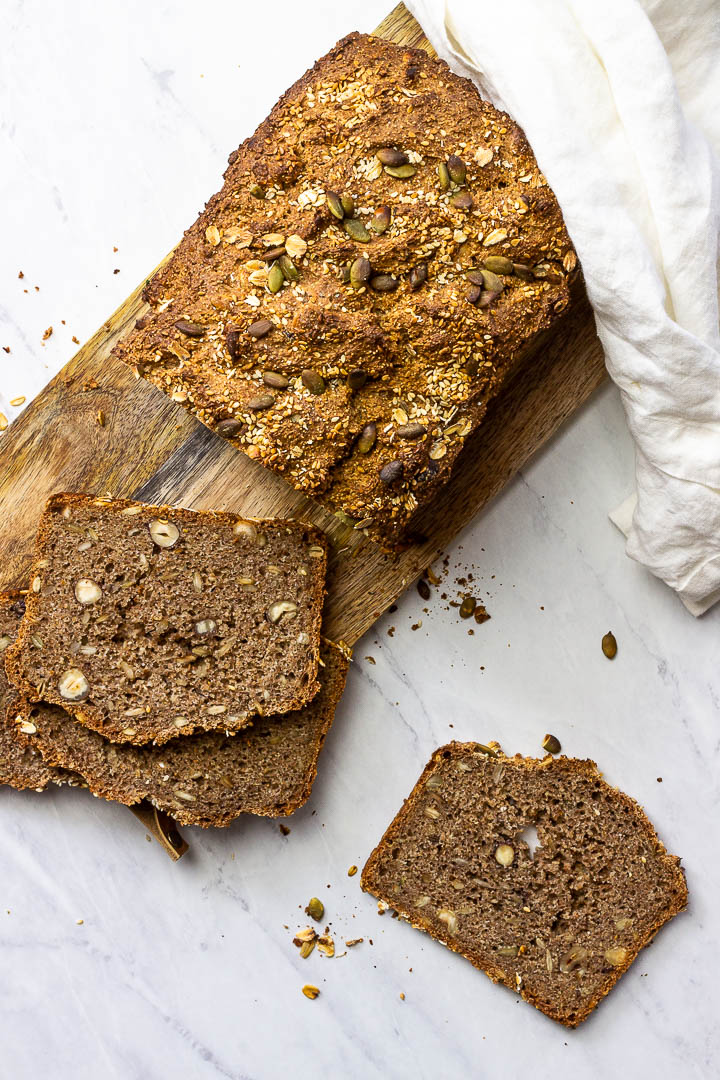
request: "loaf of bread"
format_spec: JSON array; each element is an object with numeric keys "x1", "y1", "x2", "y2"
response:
[
  {"x1": 362, "y1": 742, "x2": 687, "y2": 1026},
  {"x1": 114, "y1": 32, "x2": 576, "y2": 547},
  {"x1": 0, "y1": 593, "x2": 69, "y2": 790},
  {"x1": 5, "y1": 494, "x2": 327, "y2": 745},
  {"x1": 15, "y1": 640, "x2": 348, "y2": 827}
]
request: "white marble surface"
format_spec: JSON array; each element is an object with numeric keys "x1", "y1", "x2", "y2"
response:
[{"x1": 1, "y1": 2, "x2": 719, "y2": 1077}]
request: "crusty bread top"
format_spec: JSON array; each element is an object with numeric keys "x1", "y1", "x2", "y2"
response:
[
  {"x1": 362, "y1": 742, "x2": 687, "y2": 1027},
  {"x1": 114, "y1": 32, "x2": 575, "y2": 545},
  {"x1": 5, "y1": 493, "x2": 328, "y2": 745}
]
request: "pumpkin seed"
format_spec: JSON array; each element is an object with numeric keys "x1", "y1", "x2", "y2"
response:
[
  {"x1": 261, "y1": 245, "x2": 286, "y2": 262},
  {"x1": 513, "y1": 263, "x2": 534, "y2": 281},
  {"x1": 306, "y1": 897, "x2": 324, "y2": 922},
  {"x1": 216, "y1": 418, "x2": 244, "y2": 438},
  {"x1": 383, "y1": 164, "x2": 416, "y2": 179},
  {"x1": 496, "y1": 945, "x2": 519, "y2": 958},
  {"x1": 369, "y1": 205, "x2": 391, "y2": 234},
  {"x1": 466, "y1": 270, "x2": 485, "y2": 286},
  {"x1": 248, "y1": 319, "x2": 273, "y2": 339},
  {"x1": 174, "y1": 320, "x2": 204, "y2": 338},
  {"x1": 542, "y1": 733, "x2": 561, "y2": 754},
  {"x1": 247, "y1": 394, "x2": 274, "y2": 411},
  {"x1": 451, "y1": 191, "x2": 473, "y2": 210},
  {"x1": 459, "y1": 595, "x2": 477, "y2": 618},
  {"x1": 357, "y1": 422, "x2": 377, "y2": 454},
  {"x1": 478, "y1": 289, "x2": 502, "y2": 308},
  {"x1": 267, "y1": 262, "x2": 284, "y2": 293},
  {"x1": 376, "y1": 147, "x2": 408, "y2": 167},
  {"x1": 347, "y1": 368, "x2": 368, "y2": 390},
  {"x1": 278, "y1": 255, "x2": 299, "y2": 282},
  {"x1": 417, "y1": 578, "x2": 431, "y2": 601},
  {"x1": 326, "y1": 191, "x2": 345, "y2": 220},
  {"x1": 380, "y1": 459, "x2": 403, "y2": 485},
  {"x1": 370, "y1": 274, "x2": 398, "y2": 293},
  {"x1": 301, "y1": 369, "x2": 325, "y2": 395},
  {"x1": 396, "y1": 423, "x2": 426, "y2": 440},
  {"x1": 484, "y1": 255, "x2": 514, "y2": 275},
  {"x1": 340, "y1": 193, "x2": 355, "y2": 217},
  {"x1": 438, "y1": 162, "x2": 450, "y2": 191},
  {"x1": 602, "y1": 631, "x2": 618, "y2": 659},
  {"x1": 248, "y1": 183, "x2": 265, "y2": 199},
  {"x1": 447, "y1": 154, "x2": 466, "y2": 185},
  {"x1": 481, "y1": 269, "x2": 504, "y2": 293},
  {"x1": 344, "y1": 218, "x2": 371, "y2": 242},
  {"x1": 349, "y1": 256, "x2": 371, "y2": 288},
  {"x1": 262, "y1": 371, "x2": 289, "y2": 390},
  {"x1": 409, "y1": 263, "x2": 428, "y2": 291}
]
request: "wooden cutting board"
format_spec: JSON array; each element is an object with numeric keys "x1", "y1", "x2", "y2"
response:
[{"x1": 0, "y1": 3, "x2": 605, "y2": 646}]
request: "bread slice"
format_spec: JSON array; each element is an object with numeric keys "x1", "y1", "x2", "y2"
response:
[
  {"x1": 14, "y1": 641, "x2": 348, "y2": 827},
  {"x1": 5, "y1": 494, "x2": 328, "y2": 745},
  {"x1": 361, "y1": 742, "x2": 688, "y2": 1027},
  {"x1": 0, "y1": 592, "x2": 68, "y2": 790}
]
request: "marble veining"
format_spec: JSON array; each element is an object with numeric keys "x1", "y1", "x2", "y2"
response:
[{"x1": 1, "y1": 2, "x2": 719, "y2": 1077}]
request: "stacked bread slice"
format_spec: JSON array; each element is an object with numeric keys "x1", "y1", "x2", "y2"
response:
[{"x1": 1, "y1": 493, "x2": 348, "y2": 831}]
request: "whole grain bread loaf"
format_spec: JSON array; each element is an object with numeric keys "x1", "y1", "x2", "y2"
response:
[
  {"x1": 113, "y1": 32, "x2": 576, "y2": 547},
  {"x1": 0, "y1": 593, "x2": 68, "y2": 791},
  {"x1": 15, "y1": 640, "x2": 348, "y2": 827},
  {"x1": 362, "y1": 742, "x2": 687, "y2": 1027},
  {"x1": 5, "y1": 494, "x2": 327, "y2": 745}
]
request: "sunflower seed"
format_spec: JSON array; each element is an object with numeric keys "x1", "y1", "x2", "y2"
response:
[
  {"x1": 248, "y1": 319, "x2": 273, "y2": 339},
  {"x1": 347, "y1": 368, "x2": 368, "y2": 390},
  {"x1": 602, "y1": 631, "x2": 618, "y2": 658},
  {"x1": 174, "y1": 320, "x2": 204, "y2": 338},
  {"x1": 301, "y1": 369, "x2": 325, "y2": 395},
  {"x1": 216, "y1": 418, "x2": 244, "y2": 437},
  {"x1": 513, "y1": 263, "x2": 534, "y2": 281},
  {"x1": 380, "y1": 460, "x2": 403, "y2": 485},
  {"x1": 74, "y1": 579, "x2": 102, "y2": 605},
  {"x1": 396, "y1": 423, "x2": 426, "y2": 440},
  {"x1": 247, "y1": 394, "x2": 274, "y2": 411},
  {"x1": 369, "y1": 274, "x2": 398, "y2": 292},
  {"x1": 357, "y1": 422, "x2": 377, "y2": 454},
  {"x1": 376, "y1": 148, "x2": 408, "y2": 167},
  {"x1": 409, "y1": 263, "x2": 428, "y2": 291},
  {"x1": 263, "y1": 371, "x2": 289, "y2": 390}
]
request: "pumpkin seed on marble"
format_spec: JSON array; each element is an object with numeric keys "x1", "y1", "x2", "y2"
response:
[
  {"x1": 343, "y1": 218, "x2": 371, "y2": 242},
  {"x1": 357, "y1": 422, "x2": 377, "y2": 454},
  {"x1": 446, "y1": 154, "x2": 466, "y2": 185},
  {"x1": 383, "y1": 163, "x2": 416, "y2": 179},
  {"x1": 279, "y1": 254, "x2": 299, "y2": 282},
  {"x1": 602, "y1": 631, "x2": 618, "y2": 659},
  {"x1": 459, "y1": 596, "x2": 477, "y2": 618},
  {"x1": 326, "y1": 191, "x2": 345, "y2": 220},
  {"x1": 369, "y1": 205, "x2": 391, "y2": 234},
  {"x1": 438, "y1": 162, "x2": 450, "y2": 191},
  {"x1": 542, "y1": 733, "x2": 562, "y2": 755},
  {"x1": 247, "y1": 394, "x2": 274, "y2": 411},
  {"x1": 350, "y1": 256, "x2": 371, "y2": 288},
  {"x1": 370, "y1": 274, "x2": 398, "y2": 292},
  {"x1": 376, "y1": 147, "x2": 408, "y2": 167},
  {"x1": 262, "y1": 371, "x2": 289, "y2": 390},
  {"x1": 301, "y1": 369, "x2": 325, "y2": 395},
  {"x1": 306, "y1": 897, "x2": 325, "y2": 922},
  {"x1": 484, "y1": 255, "x2": 514, "y2": 275},
  {"x1": 347, "y1": 368, "x2": 368, "y2": 390},
  {"x1": 267, "y1": 262, "x2": 284, "y2": 293},
  {"x1": 409, "y1": 263, "x2": 428, "y2": 291}
]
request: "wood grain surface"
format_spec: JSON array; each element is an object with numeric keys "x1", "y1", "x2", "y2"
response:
[{"x1": 0, "y1": 2, "x2": 606, "y2": 647}]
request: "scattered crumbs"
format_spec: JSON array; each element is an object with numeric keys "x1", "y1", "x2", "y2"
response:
[
  {"x1": 17, "y1": 270, "x2": 23, "y2": 279},
  {"x1": 387, "y1": 626, "x2": 395, "y2": 637},
  {"x1": 2, "y1": 346, "x2": 10, "y2": 353},
  {"x1": 113, "y1": 246, "x2": 118, "y2": 253},
  {"x1": 61, "y1": 319, "x2": 66, "y2": 325},
  {"x1": 96, "y1": 410, "x2": 106, "y2": 427},
  {"x1": 279, "y1": 823, "x2": 291, "y2": 835},
  {"x1": 345, "y1": 938, "x2": 363, "y2": 947},
  {"x1": 540, "y1": 605, "x2": 544, "y2": 611},
  {"x1": 34, "y1": 285, "x2": 39, "y2": 292},
  {"x1": 76, "y1": 919, "x2": 84, "y2": 925},
  {"x1": 657, "y1": 777, "x2": 663, "y2": 783},
  {"x1": 42, "y1": 326, "x2": 53, "y2": 341},
  {"x1": 9, "y1": 396, "x2": 25, "y2": 407},
  {"x1": 364, "y1": 655, "x2": 376, "y2": 665},
  {"x1": 71, "y1": 336, "x2": 80, "y2": 344},
  {"x1": 145, "y1": 833, "x2": 152, "y2": 843},
  {"x1": 411, "y1": 621, "x2": 422, "y2": 631},
  {"x1": 467, "y1": 628, "x2": 474, "y2": 635},
  {"x1": 388, "y1": 604, "x2": 398, "y2": 614},
  {"x1": 369, "y1": 939, "x2": 373, "y2": 945},
  {"x1": 113, "y1": 268, "x2": 120, "y2": 275},
  {"x1": 399, "y1": 992, "x2": 405, "y2": 1001}
]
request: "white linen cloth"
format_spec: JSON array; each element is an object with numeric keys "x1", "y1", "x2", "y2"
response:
[{"x1": 406, "y1": 0, "x2": 720, "y2": 614}]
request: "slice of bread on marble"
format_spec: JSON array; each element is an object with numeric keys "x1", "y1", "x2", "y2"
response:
[
  {"x1": 361, "y1": 742, "x2": 688, "y2": 1027},
  {"x1": 0, "y1": 592, "x2": 69, "y2": 791},
  {"x1": 14, "y1": 640, "x2": 348, "y2": 827},
  {"x1": 5, "y1": 493, "x2": 328, "y2": 746}
]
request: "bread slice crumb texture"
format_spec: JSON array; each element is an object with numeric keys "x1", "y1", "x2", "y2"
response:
[
  {"x1": 5, "y1": 494, "x2": 327, "y2": 745},
  {"x1": 0, "y1": 592, "x2": 69, "y2": 791},
  {"x1": 361, "y1": 742, "x2": 688, "y2": 1027},
  {"x1": 17, "y1": 641, "x2": 348, "y2": 827}
]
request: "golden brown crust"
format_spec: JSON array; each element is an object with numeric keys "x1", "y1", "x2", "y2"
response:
[
  {"x1": 361, "y1": 742, "x2": 688, "y2": 1027},
  {"x1": 114, "y1": 32, "x2": 576, "y2": 547},
  {"x1": 5, "y1": 493, "x2": 328, "y2": 745}
]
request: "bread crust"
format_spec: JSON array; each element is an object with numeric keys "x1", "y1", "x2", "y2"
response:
[
  {"x1": 5, "y1": 493, "x2": 328, "y2": 745},
  {"x1": 114, "y1": 32, "x2": 576, "y2": 548},
  {"x1": 361, "y1": 742, "x2": 688, "y2": 1027}
]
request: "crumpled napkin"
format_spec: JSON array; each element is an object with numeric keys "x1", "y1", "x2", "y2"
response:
[{"x1": 406, "y1": 0, "x2": 720, "y2": 614}]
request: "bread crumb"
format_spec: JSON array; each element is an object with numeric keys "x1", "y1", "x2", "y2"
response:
[
  {"x1": 42, "y1": 326, "x2": 53, "y2": 341},
  {"x1": 76, "y1": 919, "x2": 84, "y2": 925}
]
